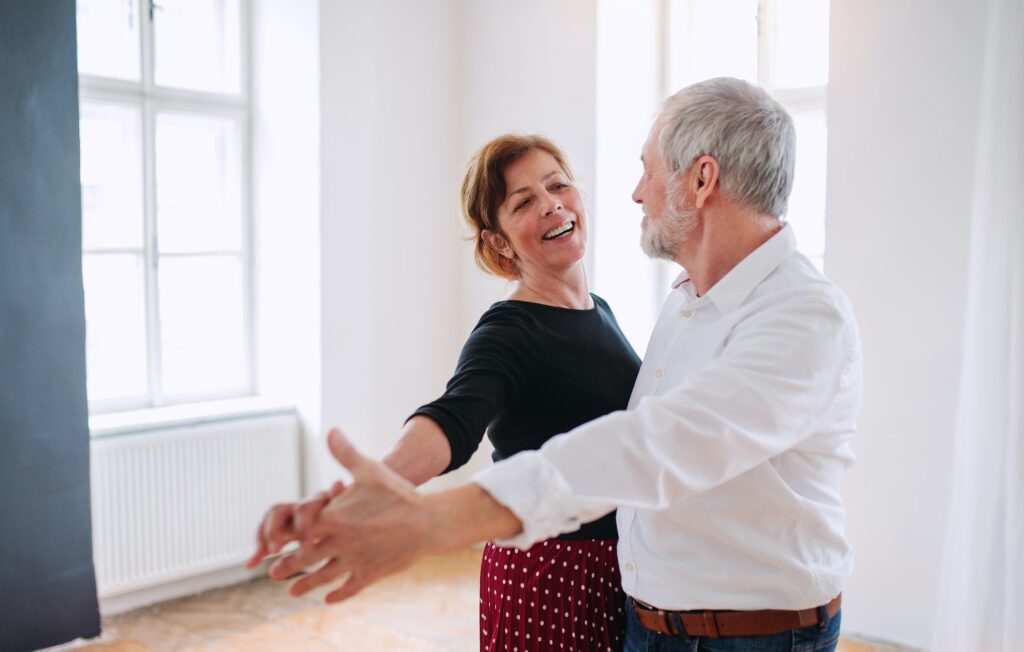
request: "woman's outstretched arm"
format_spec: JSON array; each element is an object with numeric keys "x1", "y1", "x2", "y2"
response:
[{"x1": 381, "y1": 415, "x2": 452, "y2": 486}]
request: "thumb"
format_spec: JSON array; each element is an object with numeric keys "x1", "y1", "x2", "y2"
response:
[{"x1": 327, "y1": 427, "x2": 370, "y2": 476}]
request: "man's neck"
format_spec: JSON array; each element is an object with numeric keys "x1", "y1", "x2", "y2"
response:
[{"x1": 676, "y1": 208, "x2": 782, "y2": 297}]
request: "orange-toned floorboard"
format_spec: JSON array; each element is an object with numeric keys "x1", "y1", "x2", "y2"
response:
[{"x1": 65, "y1": 548, "x2": 907, "y2": 651}]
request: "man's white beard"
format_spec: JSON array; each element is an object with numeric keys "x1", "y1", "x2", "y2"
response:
[{"x1": 640, "y1": 204, "x2": 697, "y2": 261}]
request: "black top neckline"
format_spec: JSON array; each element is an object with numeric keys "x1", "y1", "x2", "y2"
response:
[{"x1": 496, "y1": 293, "x2": 601, "y2": 314}]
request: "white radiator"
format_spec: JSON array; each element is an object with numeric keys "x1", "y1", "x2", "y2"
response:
[{"x1": 90, "y1": 412, "x2": 301, "y2": 597}]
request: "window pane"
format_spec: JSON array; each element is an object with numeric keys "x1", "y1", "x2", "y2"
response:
[
  {"x1": 159, "y1": 255, "x2": 247, "y2": 396},
  {"x1": 83, "y1": 253, "x2": 149, "y2": 403},
  {"x1": 153, "y1": 0, "x2": 242, "y2": 94},
  {"x1": 773, "y1": 0, "x2": 830, "y2": 88},
  {"x1": 786, "y1": 107, "x2": 827, "y2": 258},
  {"x1": 155, "y1": 113, "x2": 244, "y2": 253},
  {"x1": 76, "y1": 0, "x2": 141, "y2": 80},
  {"x1": 80, "y1": 102, "x2": 144, "y2": 250},
  {"x1": 669, "y1": 0, "x2": 758, "y2": 88}
]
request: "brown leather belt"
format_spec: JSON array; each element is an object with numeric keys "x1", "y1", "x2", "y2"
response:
[{"x1": 631, "y1": 594, "x2": 841, "y2": 639}]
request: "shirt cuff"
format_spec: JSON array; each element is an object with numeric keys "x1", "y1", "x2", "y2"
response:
[{"x1": 472, "y1": 450, "x2": 587, "y2": 549}]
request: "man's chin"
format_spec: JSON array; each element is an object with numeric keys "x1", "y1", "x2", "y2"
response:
[
  {"x1": 638, "y1": 225, "x2": 671, "y2": 261},
  {"x1": 641, "y1": 229, "x2": 676, "y2": 261}
]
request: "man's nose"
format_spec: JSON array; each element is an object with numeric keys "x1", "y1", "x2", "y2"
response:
[{"x1": 631, "y1": 179, "x2": 643, "y2": 204}]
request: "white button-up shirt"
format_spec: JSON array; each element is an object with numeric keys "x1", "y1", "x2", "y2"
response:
[{"x1": 474, "y1": 226, "x2": 862, "y2": 611}]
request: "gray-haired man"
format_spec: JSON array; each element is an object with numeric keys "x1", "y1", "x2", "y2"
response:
[{"x1": 254, "y1": 77, "x2": 862, "y2": 651}]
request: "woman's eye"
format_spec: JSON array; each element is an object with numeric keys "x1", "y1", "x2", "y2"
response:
[
  {"x1": 552, "y1": 183, "x2": 569, "y2": 191},
  {"x1": 515, "y1": 198, "x2": 531, "y2": 211}
]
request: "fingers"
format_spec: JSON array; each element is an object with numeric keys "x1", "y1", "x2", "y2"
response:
[
  {"x1": 262, "y1": 503, "x2": 297, "y2": 555},
  {"x1": 327, "y1": 480, "x2": 346, "y2": 499},
  {"x1": 243, "y1": 540, "x2": 270, "y2": 569},
  {"x1": 245, "y1": 502, "x2": 296, "y2": 568},
  {"x1": 325, "y1": 574, "x2": 368, "y2": 604},
  {"x1": 288, "y1": 558, "x2": 350, "y2": 597},
  {"x1": 267, "y1": 537, "x2": 329, "y2": 581},
  {"x1": 293, "y1": 491, "x2": 331, "y2": 540},
  {"x1": 327, "y1": 428, "x2": 370, "y2": 475}
]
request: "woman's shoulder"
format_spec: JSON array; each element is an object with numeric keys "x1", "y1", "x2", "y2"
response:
[
  {"x1": 589, "y1": 293, "x2": 619, "y2": 321},
  {"x1": 590, "y1": 293, "x2": 611, "y2": 311},
  {"x1": 478, "y1": 299, "x2": 536, "y2": 323},
  {"x1": 454, "y1": 302, "x2": 541, "y2": 367},
  {"x1": 467, "y1": 301, "x2": 536, "y2": 341}
]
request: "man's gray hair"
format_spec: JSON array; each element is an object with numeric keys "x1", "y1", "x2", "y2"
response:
[{"x1": 658, "y1": 77, "x2": 796, "y2": 218}]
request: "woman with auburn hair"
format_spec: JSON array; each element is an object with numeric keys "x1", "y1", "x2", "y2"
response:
[{"x1": 252, "y1": 134, "x2": 639, "y2": 651}]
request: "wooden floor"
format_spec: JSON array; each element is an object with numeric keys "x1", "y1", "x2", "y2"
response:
[{"x1": 62, "y1": 548, "x2": 907, "y2": 651}]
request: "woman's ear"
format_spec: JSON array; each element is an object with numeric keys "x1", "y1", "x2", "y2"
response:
[{"x1": 482, "y1": 229, "x2": 514, "y2": 260}]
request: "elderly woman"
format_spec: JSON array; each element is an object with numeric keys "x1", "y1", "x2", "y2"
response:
[{"x1": 252, "y1": 134, "x2": 640, "y2": 651}]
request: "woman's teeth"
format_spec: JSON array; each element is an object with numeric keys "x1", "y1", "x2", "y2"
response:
[{"x1": 543, "y1": 222, "x2": 575, "y2": 240}]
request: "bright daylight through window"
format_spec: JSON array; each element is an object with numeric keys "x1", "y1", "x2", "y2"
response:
[
  {"x1": 594, "y1": 0, "x2": 830, "y2": 354},
  {"x1": 668, "y1": 0, "x2": 829, "y2": 269},
  {"x1": 77, "y1": 0, "x2": 251, "y2": 413}
]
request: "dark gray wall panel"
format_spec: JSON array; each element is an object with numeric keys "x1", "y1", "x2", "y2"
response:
[{"x1": 0, "y1": 0, "x2": 101, "y2": 649}]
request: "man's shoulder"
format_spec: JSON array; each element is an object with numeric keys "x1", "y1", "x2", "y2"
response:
[
  {"x1": 742, "y1": 255, "x2": 861, "y2": 347},
  {"x1": 757, "y1": 254, "x2": 853, "y2": 311}
]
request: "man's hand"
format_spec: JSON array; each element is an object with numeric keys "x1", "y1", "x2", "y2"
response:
[
  {"x1": 266, "y1": 428, "x2": 436, "y2": 603},
  {"x1": 244, "y1": 481, "x2": 344, "y2": 570}
]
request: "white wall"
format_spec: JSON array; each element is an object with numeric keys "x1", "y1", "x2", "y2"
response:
[
  {"x1": 252, "y1": 0, "x2": 322, "y2": 489},
  {"x1": 456, "y1": 0, "x2": 599, "y2": 335},
  {"x1": 311, "y1": 0, "x2": 599, "y2": 490},
  {"x1": 593, "y1": 0, "x2": 666, "y2": 356},
  {"x1": 316, "y1": 0, "x2": 463, "y2": 485},
  {"x1": 827, "y1": 0, "x2": 987, "y2": 646},
  {"x1": 428, "y1": 0, "x2": 601, "y2": 487}
]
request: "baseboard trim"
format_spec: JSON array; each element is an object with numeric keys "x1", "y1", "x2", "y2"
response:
[
  {"x1": 99, "y1": 564, "x2": 264, "y2": 616},
  {"x1": 841, "y1": 633, "x2": 923, "y2": 651}
]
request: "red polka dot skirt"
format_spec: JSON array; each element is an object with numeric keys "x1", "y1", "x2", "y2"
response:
[{"x1": 479, "y1": 538, "x2": 624, "y2": 651}]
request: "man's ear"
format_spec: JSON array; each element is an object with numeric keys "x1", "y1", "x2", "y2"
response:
[
  {"x1": 691, "y1": 155, "x2": 720, "y2": 209},
  {"x1": 482, "y1": 229, "x2": 514, "y2": 260}
]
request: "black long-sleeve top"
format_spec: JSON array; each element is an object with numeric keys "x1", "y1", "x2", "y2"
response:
[{"x1": 411, "y1": 294, "x2": 641, "y2": 540}]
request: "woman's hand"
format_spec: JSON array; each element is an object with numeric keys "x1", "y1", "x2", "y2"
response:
[
  {"x1": 244, "y1": 480, "x2": 345, "y2": 569},
  {"x1": 266, "y1": 428, "x2": 434, "y2": 602},
  {"x1": 264, "y1": 428, "x2": 522, "y2": 604}
]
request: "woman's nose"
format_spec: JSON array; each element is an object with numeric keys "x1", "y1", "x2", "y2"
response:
[{"x1": 542, "y1": 193, "x2": 563, "y2": 215}]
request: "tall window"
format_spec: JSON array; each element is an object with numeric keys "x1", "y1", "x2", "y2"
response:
[
  {"x1": 77, "y1": 0, "x2": 252, "y2": 413},
  {"x1": 667, "y1": 0, "x2": 829, "y2": 269},
  {"x1": 594, "y1": 0, "x2": 830, "y2": 354}
]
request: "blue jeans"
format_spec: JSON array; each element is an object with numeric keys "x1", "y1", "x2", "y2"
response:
[{"x1": 623, "y1": 599, "x2": 842, "y2": 652}]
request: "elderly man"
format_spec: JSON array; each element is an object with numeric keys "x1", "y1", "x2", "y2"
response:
[{"x1": 251, "y1": 77, "x2": 862, "y2": 651}]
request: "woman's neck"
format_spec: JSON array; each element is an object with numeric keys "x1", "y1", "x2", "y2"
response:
[{"x1": 508, "y1": 264, "x2": 592, "y2": 309}]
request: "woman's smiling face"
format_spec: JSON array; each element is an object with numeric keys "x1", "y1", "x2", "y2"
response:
[{"x1": 490, "y1": 148, "x2": 587, "y2": 278}]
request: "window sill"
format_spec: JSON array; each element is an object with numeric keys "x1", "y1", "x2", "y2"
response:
[{"x1": 89, "y1": 397, "x2": 297, "y2": 439}]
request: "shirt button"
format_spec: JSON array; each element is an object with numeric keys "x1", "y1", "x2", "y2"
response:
[
  {"x1": 625, "y1": 563, "x2": 634, "y2": 572},
  {"x1": 655, "y1": 369, "x2": 664, "y2": 379},
  {"x1": 682, "y1": 309, "x2": 693, "y2": 318}
]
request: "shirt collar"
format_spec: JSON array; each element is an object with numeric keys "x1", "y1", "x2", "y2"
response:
[{"x1": 671, "y1": 224, "x2": 797, "y2": 313}]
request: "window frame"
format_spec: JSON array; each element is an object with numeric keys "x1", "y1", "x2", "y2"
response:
[
  {"x1": 662, "y1": 0, "x2": 829, "y2": 270},
  {"x1": 79, "y1": 0, "x2": 255, "y2": 414}
]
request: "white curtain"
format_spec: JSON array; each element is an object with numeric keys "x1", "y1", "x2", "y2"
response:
[{"x1": 932, "y1": 0, "x2": 1024, "y2": 649}]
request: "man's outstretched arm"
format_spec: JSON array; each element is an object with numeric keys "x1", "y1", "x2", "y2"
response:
[{"x1": 264, "y1": 428, "x2": 522, "y2": 603}]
